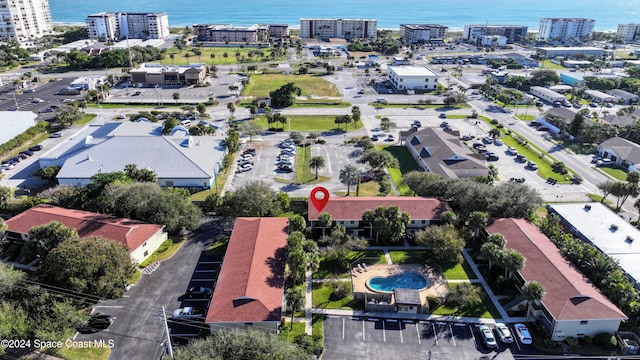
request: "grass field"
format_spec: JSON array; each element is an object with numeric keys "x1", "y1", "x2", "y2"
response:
[
  {"x1": 381, "y1": 146, "x2": 420, "y2": 195},
  {"x1": 314, "y1": 251, "x2": 386, "y2": 279},
  {"x1": 312, "y1": 282, "x2": 360, "y2": 310},
  {"x1": 388, "y1": 251, "x2": 428, "y2": 264},
  {"x1": 599, "y1": 166, "x2": 628, "y2": 181},
  {"x1": 431, "y1": 284, "x2": 500, "y2": 319},
  {"x1": 243, "y1": 74, "x2": 341, "y2": 98},
  {"x1": 279, "y1": 321, "x2": 306, "y2": 342},
  {"x1": 294, "y1": 144, "x2": 331, "y2": 184},
  {"x1": 161, "y1": 46, "x2": 281, "y2": 66},
  {"x1": 252, "y1": 115, "x2": 363, "y2": 132},
  {"x1": 58, "y1": 346, "x2": 110, "y2": 360},
  {"x1": 335, "y1": 180, "x2": 382, "y2": 197}
]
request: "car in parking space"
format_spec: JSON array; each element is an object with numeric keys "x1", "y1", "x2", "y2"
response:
[
  {"x1": 493, "y1": 139, "x2": 503, "y2": 146},
  {"x1": 507, "y1": 147, "x2": 517, "y2": 155},
  {"x1": 516, "y1": 154, "x2": 527, "y2": 162},
  {"x1": 29, "y1": 145, "x2": 43, "y2": 151},
  {"x1": 243, "y1": 148, "x2": 256, "y2": 155},
  {"x1": 439, "y1": 113, "x2": 447, "y2": 119},
  {"x1": 514, "y1": 323, "x2": 532, "y2": 344},
  {"x1": 236, "y1": 165, "x2": 252, "y2": 173},
  {"x1": 596, "y1": 158, "x2": 612, "y2": 167},
  {"x1": 40, "y1": 108, "x2": 54, "y2": 113},
  {"x1": 185, "y1": 287, "x2": 213, "y2": 299},
  {"x1": 238, "y1": 160, "x2": 253, "y2": 167},
  {"x1": 606, "y1": 102, "x2": 614, "y2": 108},
  {"x1": 77, "y1": 313, "x2": 113, "y2": 333},
  {"x1": 278, "y1": 154, "x2": 291, "y2": 161},
  {"x1": 460, "y1": 134, "x2": 473, "y2": 141},
  {"x1": 31, "y1": 98, "x2": 44, "y2": 103},
  {"x1": 589, "y1": 102, "x2": 598, "y2": 108},
  {"x1": 486, "y1": 153, "x2": 499, "y2": 161},
  {"x1": 386, "y1": 134, "x2": 395, "y2": 141},
  {"x1": 479, "y1": 325, "x2": 498, "y2": 349},
  {"x1": 117, "y1": 114, "x2": 126, "y2": 119},
  {"x1": 440, "y1": 121, "x2": 449, "y2": 128},
  {"x1": 371, "y1": 135, "x2": 379, "y2": 141},
  {"x1": 527, "y1": 161, "x2": 538, "y2": 170},
  {"x1": 23, "y1": 89, "x2": 34, "y2": 93},
  {"x1": 278, "y1": 164, "x2": 293, "y2": 172},
  {"x1": 482, "y1": 136, "x2": 493, "y2": 144},
  {"x1": 495, "y1": 323, "x2": 514, "y2": 344},
  {"x1": 50, "y1": 105, "x2": 60, "y2": 110},
  {"x1": 50, "y1": 131, "x2": 63, "y2": 138},
  {"x1": 62, "y1": 98, "x2": 75, "y2": 103},
  {"x1": 413, "y1": 120, "x2": 422, "y2": 127},
  {"x1": 6, "y1": 107, "x2": 17, "y2": 111},
  {"x1": 19, "y1": 150, "x2": 34, "y2": 158}
]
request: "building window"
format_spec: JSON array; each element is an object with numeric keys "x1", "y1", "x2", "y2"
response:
[
  {"x1": 580, "y1": 320, "x2": 588, "y2": 325},
  {"x1": 350, "y1": 220, "x2": 355, "y2": 224},
  {"x1": 142, "y1": 242, "x2": 147, "y2": 247},
  {"x1": 144, "y1": 251, "x2": 149, "y2": 257}
]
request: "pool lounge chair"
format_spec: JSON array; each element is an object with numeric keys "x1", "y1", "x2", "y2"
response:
[
  {"x1": 362, "y1": 263, "x2": 369, "y2": 271},
  {"x1": 358, "y1": 264, "x2": 366, "y2": 272}
]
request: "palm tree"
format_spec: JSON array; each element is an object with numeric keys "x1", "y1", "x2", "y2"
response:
[
  {"x1": 468, "y1": 211, "x2": 488, "y2": 240},
  {"x1": 210, "y1": 53, "x2": 216, "y2": 64},
  {"x1": 501, "y1": 248, "x2": 525, "y2": 280},
  {"x1": 488, "y1": 128, "x2": 501, "y2": 139},
  {"x1": 318, "y1": 213, "x2": 332, "y2": 237},
  {"x1": 521, "y1": 281, "x2": 545, "y2": 321},
  {"x1": 286, "y1": 287, "x2": 305, "y2": 330},
  {"x1": 339, "y1": 164, "x2": 359, "y2": 196},
  {"x1": 309, "y1": 156, "x2": 325, "y2": 179},
  {"x1": 480, "y1": 242, "x2": 501, "y2": 269},
  {"x1": 169, "y1": 53, "x2": 175, "y2": 64},
  {"x1": 223, "y1": 52, "x2": 228, "y2": 63}
]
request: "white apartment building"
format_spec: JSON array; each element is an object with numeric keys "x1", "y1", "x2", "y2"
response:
[
  {"x1": 537, "y1": 18, "x2": 595, "y2": 43},
  {"x1": 399, "y1": 24, "x2": 447, "y2": 43},
  {"x1": 86, "y1": 12, "x2": 170, "y2": 41},
  {"x1": 0, "y1": 0, "x2": 52, "y2": 45},
  {"x1": 463, "y1": 24, "x2": 528, "y2": 44},
  {"x1": 617, "y1": 24, "x2": 640, "y2": 43},
  {"x1": 300, "y1": 18, "x2": 376, "y2": 40},
  {"x1": 388, "y1": 66, "x2": 439, "y2": 91}
]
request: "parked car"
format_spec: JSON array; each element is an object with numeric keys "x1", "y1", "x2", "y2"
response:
[
  {"x1": 606, "y1": 102, "x2": 614, "y2": 108},
  {"x1": 236, "y1": 166, "x2": 251, "y2": 173},
  {"x1": 440, "y1": 121, "x2": 449, "y2": 128},
  {"x1": 278, "y1": 154, "x2": 291, "y2": 161},
  {"x1": 50, "y1": 131, "x2": 63, "y2": 138},
  {"x1": 360, "y1": 174, "x2": 374, "y2": 182},
  {"x1": 386, "y1": 134, "x2": 395, "y2": 141},
  {"x1": 479, "y1": 325, "x2": 498, "y2": 349},
  {"x1": 77, "y1": 313, "x2": 113, "y2": 333},
  {"x1": 278, "y1": 164, "x2": 293, "y2": 172},
  {"x1": 40, "y1": 108, "x2": 54, "y2": 113},
  {"x1": 486, "y1": 153, "x2": 499, "y2": 161},
  {"x1": 31, "y1": 98, "x2": 44, "y2": 103},
  {"x1": 514, "y1": 323, "x2": 532, "y2": 344},
  {"x1": 439, "y1": 113, "x2": 447, "y2": 119},
  {"x1": 527, "y1": 161, "x2": 538, "y2": 170},
  {"x1": 472, "y1": 142, "x2": 484, "y2": 149},
  {"x1": 185, "y1": 287, "x2": 213, "y2": 299},
  {"x1": 495, "y1": 323, "x2": 514, "y2": 344},
  {"x1": 589, "y1": 102, "x2": 598, "y2": 108},
  {"x1": 132, "y1": 91, "x2": 141, "y2": 96},
  {"x1": 117, "y1": 114, "x2": 126, "y2": 119},
  {"x1": 238, "y1": 160, "x2": 254, "y2": 167},
  {"x1": 493, "y1": 139, "x2": 504, "y2": 146},
  {"x1": 516, "y1": 154, "x2": 527, "y2": 162},
  {"x1": 23, "y1": 89, "x2": 34, "y2": 93},
  {"x1": 29, "y1": 145, "x2": 43, "y2": 151},
  {"x1": 62, "y1": 98, "x2": 75, "y2": 103},
  {"x1": 413, "y1": 120, "x2": 422, "y2": 127},
  {"x1": 596, "y1": 159, "x2": 612, "y2": 167},
  {"x1": 243, "y1": 148, "x2": 256, "y2": 155},
  {"x1": 476, "y1": 146, "x2": 487, "y2": 153},
  {"x1": 460, "y1": 135, "x2": 473, "y2": 141},
  {"x1": 507, "y1": 147, "x2": 517, "y2": 155},
  {"x1": 50, "y1": 105, "x2": 60, "y2": 110},
  {"x1": 371, "y1": 135, "x2": 379, "y2": 141},
  {"x1": 482, "y1": 136, "x2": 494, "y2": 144}
]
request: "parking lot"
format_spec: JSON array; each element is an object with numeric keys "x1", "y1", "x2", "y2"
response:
[{"x1": 323, "y1": 316, "x2": 517, "y2": 360}]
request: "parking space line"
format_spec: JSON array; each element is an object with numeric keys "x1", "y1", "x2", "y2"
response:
[
  {"x1": 363, "y1": 319, "x2": 365, "y2": 341},
  {"x1": 415, "y1": 323, "x2": 421, "y2": 344},
  {"x1": 449, "y1": 323, "x2": 456, "y2": 347},
  {"x1": 383, "y1": 319, "x2": 386, "y2": 342},
  {"x1": 399, "y1": 325, "x2": 403, "y2": 343},
  {"x1": 469, "y1": 325, "x2": 477, "y2": 347},
  {"x1": 433, "y1": 323, "x2": 438, "y2": 345},
  {"x1": 342, "y1": 318, "x2": 345, "y2": 340}
]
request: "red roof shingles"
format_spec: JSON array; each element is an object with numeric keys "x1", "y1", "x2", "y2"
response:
[
  {"x1": 307, "y1": 196, "x2": 446, "y2": 221},
  {"x1": 206, "y1": 217, "x2": 288, "y2": 324},
  {"x1": 5, "y1": 204, "x2": 164, "y2": 253},
  {"x1": 487, "y1": 218, "x2": 627, "y2": 321}
]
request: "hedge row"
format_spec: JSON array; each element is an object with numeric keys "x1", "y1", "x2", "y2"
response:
[{"x1": 0, "y1": 121, "x2": 48, "y2": 156}]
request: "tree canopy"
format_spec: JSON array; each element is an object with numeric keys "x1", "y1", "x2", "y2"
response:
[
  {"x1": 38, "y1": 236, "x2": 136, "y2": 299},
  {"x1": 415, "y1": 224, "x2": 465, "y2": 263},
  {"x1": 224, "y1": 180, "x2": 289, "y2": 217},
  {"x1": 361, "y1": 206, "x2": 410, "y2": 244},
  {"x1": 269, "y1": 82, "x2": 301, "y2": 108}
]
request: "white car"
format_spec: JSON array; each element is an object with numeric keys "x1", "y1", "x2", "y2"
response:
[
  {"x1": 494, "y1": 139, "x2": 504, "y2": 146},
  {"x1": 507, "y1": 147, "x2": 517, "y2": 155},
  {"x1": 495, "y1": 323, "x2": 514, "y2": 344},
  {"x1": 62, "y1": 99, "x2": 75, "y2": 103},
  {"x1": 479, "y1": 325, "x2": 498, "y2": 349},
  {"x1": 50, "y1": 131, "x2": 63, "y2": 138},
  {"x1": 514, "y1": 323, "x2": 532, "y2": 344},
  {"x1": 31, "y1": 98, "x2": 44, "y2": 103}
]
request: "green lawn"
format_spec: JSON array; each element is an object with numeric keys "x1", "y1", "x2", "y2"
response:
[
  {"x1": 431, "y1": 284, "x2": 500, "y2": 319},
  {"x1": 139, "y1": 238, "x2": 185, "y2": 268},
  {"x1": 369, "y1": 103, "x2": 471, "y2": 109},
  {"x1": 335, "y1": 180, "x2": 382, "y2": 197},
  {"x1": 279, "y1": 321, "x2": 306, "y2": 342},
  {"x1": 87, "y1": 103, "x2": 182, "y2": 109},
  {"x1": 243, "y1": 74, "x2": 341, "y2": 98},
  {"x1": 388, "y1": 250, "x2": 429, "y2": 264},
  {"x1": 541, "y1": 60, "x2": 567, "y2": 69},
  {"x1": 586, "y1": 193, "x2": 613, "y2": 205},
  {"x1": 206, "y1": 237, "x2": 229, "y2": 257},
  {"x1": 599, "y1": 166, "x2": 628, "y2": 181},
  {"x1": 74, "y1": 113, "x2": 97, "y2": 125},
  {"x1": 252, "y1": 115, "x2": 362, "y2": 132},
  {"x1": 381, "y1": 146, "x2": 420, "y2": 195},
  {"x1": 162, "y1": 46, "x2": 274, "y2": 65},
  {"x1": 312, "y1": 282, "x2": 360, "y2": 310},
  {"x1": 57, "y1": 346, "x2": 110, "y2": 360},
  {"x1": 442, "y1": 261, "x2": 477, "y2": 280},
  {"x1": 294, "y1": 144, "x2": 331, "y2": 184},
  {"x1": 314, "y1": 251, "x2": 385, "y2": 279}
]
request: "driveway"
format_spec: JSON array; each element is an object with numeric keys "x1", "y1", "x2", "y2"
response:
[
  {"x1": 322, "y1": 315, "x2": 516, "y2": 360},
  {"x1": 74, "y1": 216, "x2": 227, "y2": 360}
]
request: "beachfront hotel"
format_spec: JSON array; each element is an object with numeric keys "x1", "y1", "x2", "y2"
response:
[
  {"x1": 86, "y1": 12, "x2": 170, "y2": 41},
  {"x1": 192, "y1": 24, "x2": 289, "y2": 44},
  {"x1": 463, "y1": 24, "x2": 528, "y2": 44},
  {"x1": 399, "y1": 24, "x2": 448, "y2": 44},
  {"x1": 300, "y1": 18, "x2": 377, "y2": 40},
  {"x1": 0, "y1": 0, "x2": 52, "y2": 46},
  {"x1": 617, "y1": 24, "x2": 640, "y2": 43}
]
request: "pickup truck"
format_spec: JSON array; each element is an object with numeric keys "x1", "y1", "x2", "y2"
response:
[{"x1": 172, "y1": 307, "x2": 206, "y2": 319}]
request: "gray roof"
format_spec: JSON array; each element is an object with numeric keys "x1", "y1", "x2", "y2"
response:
[
  {"x1": 0, "y1": 111, "x2": 37, "y2": 146},
  {"x1": 403, "y1": 127, "x2": 489, "y2": 178},
  {"x1": 607, "y1": 89, "x2": 639, "y2": 100},
  {"x1": 598, "y1": 136, "x2": 640, "y2": 164},
  {"x1": 546, "y1": 108, "x2": 577, "y2": 121},
  {"x1": 394, "y1": 288, "x2": 421, "y2": 305},
  {"x1": 602, "y1": 114, "x2": 636, "y2": 128}
]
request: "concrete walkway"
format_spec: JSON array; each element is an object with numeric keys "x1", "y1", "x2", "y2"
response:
[
  {"x1": 461, "y1": 248, "x2": 511, "y2": 320},
  {"x1": 303, "y1": 269, "x2": 312, "y2": 335}
]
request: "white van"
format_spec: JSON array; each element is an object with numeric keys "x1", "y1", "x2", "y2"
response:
[{"x1": 180, "y1": 120, "x2": 192, "y2": 127}]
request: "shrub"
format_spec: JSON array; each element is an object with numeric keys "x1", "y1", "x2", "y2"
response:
[
  {"x1": 315, "y1": 138, "x2": 326, "y2": 144},
  {"x1": 594, "y1": 332, "x2": 617, "y2": 349},
  {"x1": 565, "y1": 336, "x2": 579, "y2": 346},
  {"x1": 330, "y1": 282, "x2": 351, "y2": 300},
  {"x1": 490, "y1": 119, "x2": 499, "y2": 125},
  {"x1": 157, "y1": 239, "x2": 172, "y2": 253},
  {"x1": 427, "y1": 296, "x2": 443, "y2": 309},
  {"x1": 580, "y1": 335, "x2": 593, "y2": 345}
]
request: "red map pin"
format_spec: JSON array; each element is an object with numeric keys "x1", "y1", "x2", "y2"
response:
[{"x1": 310, "y1": 186, "x2": 330, "y2": 212}]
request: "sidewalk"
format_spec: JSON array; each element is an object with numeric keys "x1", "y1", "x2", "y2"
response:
[{"x1": 461, "y1": 248, "x2": 511, "y2": 321}]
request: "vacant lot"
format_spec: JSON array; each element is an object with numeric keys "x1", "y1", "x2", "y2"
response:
[{"x1": 243, "y1": 74, "x2": 341, "y2": 98}]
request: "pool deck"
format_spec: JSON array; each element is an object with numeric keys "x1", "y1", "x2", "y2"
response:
[{"x1": 351, "y1": 264, "x2": 447, "y2": 305}]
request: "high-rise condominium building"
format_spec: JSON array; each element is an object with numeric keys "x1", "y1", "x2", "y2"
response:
[
  {"x1": 86, "y1": 12, "x2": 170, "y2": 41},
  {"x1": 617, "y1": 24, "x2": 640, "y2": 43},
  {"x1": 537, "y1": 18, "x2": 595, "y2": 43},
  {"x1": 300, "y1": 18, "x2": 377, "y2": 40},
  {"x1": 463, "y1": 24, "x2": 528, "y2": 44},
  {"x1": 0, "y1": 0, "x2": 52, "y2": 45},
  {"x1": 400, "y1": 24, "x2": 448, "y2": 44}
]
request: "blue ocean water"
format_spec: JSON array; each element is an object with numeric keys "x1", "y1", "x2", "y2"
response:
[{"x1": 49, "y1": 0, "x2": 639, "y2": 31}]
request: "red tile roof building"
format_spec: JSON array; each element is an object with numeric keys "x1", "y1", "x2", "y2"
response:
[
  {"x1": 5, "y1": 204, "x2": 167, "y2": 264},
  {"x1": 308, "y1": 196, "x2": 447, "y2": 237},
  {"x1": 206, "y1": 217, "x2": 288, "y2": 332},
  {"x1": 487, "y1": 218, "x2": 627, "y2": 340}
]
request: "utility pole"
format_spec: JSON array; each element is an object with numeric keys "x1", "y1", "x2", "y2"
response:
[{"x1": 161, "y1": 307, "x2": 173, "y2": 358}]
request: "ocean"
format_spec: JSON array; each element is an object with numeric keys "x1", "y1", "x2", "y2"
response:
[{"x1": 49, "y1": 0, "x2": 640, "y2": 31}]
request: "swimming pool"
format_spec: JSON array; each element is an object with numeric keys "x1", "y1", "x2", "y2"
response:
[{"x1": 366, "y1": 272, "x2": 429, "y2": 293}]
